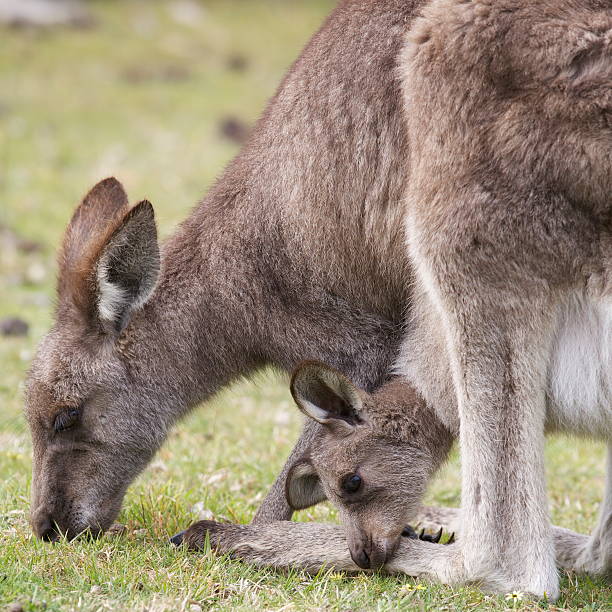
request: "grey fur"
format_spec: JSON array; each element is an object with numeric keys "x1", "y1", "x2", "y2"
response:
[
  {"x1": 181, "y1": 0, "x2": 611, "y2": 600},
  {"x1": 25, "y1": 0, "x2": 611, "y2": 599},
  {"x1": 26, "y1": 1, "x2": 421, "y2": 540}
]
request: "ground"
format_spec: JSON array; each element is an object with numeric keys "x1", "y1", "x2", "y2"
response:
[{"x1": 0, "y1": 1, "x2": 609, "y2": 610}]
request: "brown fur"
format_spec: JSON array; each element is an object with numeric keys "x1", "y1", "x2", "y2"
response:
[{"x1": 25, "y1": 0, "x2": 611, "y2": 598}]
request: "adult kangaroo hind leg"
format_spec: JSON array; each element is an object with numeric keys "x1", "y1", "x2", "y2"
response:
[
  {"x1": 410, "y1": 271, "x2": 559, "y2": 597},
  {"x1": 399, "y1": 0, "x2": 612, "y2": 598},
  {"x1": 404, "y1": 185, "x2": 560, "y2": 595},
  {"x1": 570, "y1": 445, "x2": 612, "y2": 577}
]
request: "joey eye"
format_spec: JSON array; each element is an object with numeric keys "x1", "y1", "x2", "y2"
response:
[
  {"x1": 54, "y1": 409, "x2": 80, "y2": 432},
  {"x1": 341, "y1": 473, "x2": 362, "y2": 494}
]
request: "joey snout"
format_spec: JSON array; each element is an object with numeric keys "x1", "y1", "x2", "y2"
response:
[{"x1": 347, "y1": 529, "x2": 400, "y2": 570}]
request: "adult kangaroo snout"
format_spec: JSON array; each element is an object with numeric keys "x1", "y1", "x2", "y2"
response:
[{"x1": 26, "y1": 0, "x2": 419, "y2": 539}]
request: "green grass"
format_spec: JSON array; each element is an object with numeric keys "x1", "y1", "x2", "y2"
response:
[{"x1": 0, "y1": 1, "x2": 609, "y2": 610}]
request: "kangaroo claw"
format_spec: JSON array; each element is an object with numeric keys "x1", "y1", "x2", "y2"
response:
[
  {"x1": 446, "y1": 532, "x2": 455, "y2": 544},
  {"x1": 419, "y1": 526, "x2": 444, "y2": 544},
  {"x1": 402, "y1": 525, "x2": 449, "y2": 544}
]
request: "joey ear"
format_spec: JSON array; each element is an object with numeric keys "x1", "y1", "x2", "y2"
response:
[
  {"x1": 290, "y1": 361, "x2": 364, "y2": 431},
  {"x1": 94, "y1": 200, "x2": 160, "y2": 333},
  {"x1": 285, "y1": 459, "x2": 327, "y2": 510}
]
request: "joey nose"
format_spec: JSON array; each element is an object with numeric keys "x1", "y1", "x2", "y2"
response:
[{"x1": 350, "y1": 538, "x2": 389, "y2": 570}]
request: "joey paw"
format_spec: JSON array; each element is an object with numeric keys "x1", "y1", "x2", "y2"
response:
[
  {"x1": 170, "y1": 519, "x2": 243, "y2": 552},
  {"x1": 170, "y1": 530, "x2": 185, "y2": 546},
  {"x1": 402, "y1": 525, "x2": 454, "y2": 544}
]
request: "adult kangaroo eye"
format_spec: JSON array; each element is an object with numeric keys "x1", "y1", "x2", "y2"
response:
[
  {"x1": 54, "y1": 409, "x2": 80, "y2": 432},
  {"x1": 341, "y1": 473, "x2": 362, "y2": 494}
]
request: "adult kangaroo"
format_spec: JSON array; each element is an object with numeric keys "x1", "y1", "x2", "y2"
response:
[
  {"x1": 25, "y1": 0, "x2": 421, "y2": 541},
  {"x1": 176, "y1": 0, "x2": 612, "y2": 600}
]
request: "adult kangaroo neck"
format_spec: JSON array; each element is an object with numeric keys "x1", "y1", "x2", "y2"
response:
[
  {"x1": 136, "y1": 0, "x2": 418, "y2": 402},
  {"x1": 141, "y1": 154, "x2": 405, "y2": 423}
]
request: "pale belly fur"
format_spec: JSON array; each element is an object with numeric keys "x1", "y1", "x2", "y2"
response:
[{"x1": 547, "y1": 294, "x2": 612, "y2": 439}]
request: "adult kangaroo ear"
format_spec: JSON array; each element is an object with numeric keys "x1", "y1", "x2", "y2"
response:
[
  {"x1": 290, "y1": 361, "x2": 365, "y2": 433},
  {"x1": 58, "y1": 178, "x2": 160, "y2": 334},
  {"x1": 285, "y1": 459, "x2": 326, "y2": 510}
]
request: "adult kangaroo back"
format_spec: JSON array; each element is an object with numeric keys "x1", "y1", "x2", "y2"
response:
[{"x1": 25, "y1": 0, "x2": 423, "y2": 540}]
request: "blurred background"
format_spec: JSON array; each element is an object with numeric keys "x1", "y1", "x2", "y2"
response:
[
  {"x1": 0, "y1": 0, "x2": 333, "y2": 437},
  {"x1": 0, "y1": 2, "x2": 608, "y2": 610}
]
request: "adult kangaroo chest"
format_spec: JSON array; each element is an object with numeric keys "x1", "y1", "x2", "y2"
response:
[{"x1": 548, "y1": 294, "x2": 612, "y2": 439}]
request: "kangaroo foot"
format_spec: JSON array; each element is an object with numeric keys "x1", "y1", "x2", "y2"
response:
[{"x1": 567, "y1": 512, "x2": 612, "y2": 577}]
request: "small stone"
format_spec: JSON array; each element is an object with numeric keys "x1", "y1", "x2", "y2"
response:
[
  {"x1": 6, "y1": 603, "x2": 24, "y2": 612},
  {"x1": 25, "y1": 261, "x2": 46, "y2": 284},
  {"x1": 201, "y1": 471, "x2": 227, "y2": 487},
  {"x1": 227, "y1": 54, "x2": 248, "y2": 72},
  {"x1": 189, "y1": 604, "x2": 203, "y2": 612},
  {"x1": 274, "y1": 410, "x2": 290, "y2": 426},
  {"x1": 190, "y1": 502, "x2": 214, "y2": 521},
  {"x1": 90, "y1": 585, "x2": 101, "y2": 594},
  {"x1": 0, "y1": 0, "x2": 94, "y2": 28},
  {"x1": 168, "y1": 1, "x2": 205, "y2": 26},
  {"x1": 0, "y1": 317, "x2": 29, "y2": 337},
  {"x1": 219, "y1": 117, "x2": 250, "y2": 145},
  {"x1": 150, "y1": 459, "x2": 168, "y2": 472}
]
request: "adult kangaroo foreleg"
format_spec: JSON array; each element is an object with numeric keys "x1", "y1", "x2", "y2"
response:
[
  {"x1": 252, "y1": 297, "x2": 401, "y2": 524},
  {"x1": 252, "y1": 419, "x2": 324, "y2": 523}
]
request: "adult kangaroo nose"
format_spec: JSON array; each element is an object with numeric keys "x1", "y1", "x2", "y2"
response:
[
  {"x1": 32, "y1": 511, "x2": 59, "y2": 542},
  {"x1": 351, "y1": 543, "x2": 372, "y2": 569}
]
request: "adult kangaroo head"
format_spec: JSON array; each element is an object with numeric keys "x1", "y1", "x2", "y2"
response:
[
  {"x1": 25, "y1": 178, "x2": 163, "y2": 540},
  {"x1": 285, "y1": 362, "x2": 453, "y2": 569}
]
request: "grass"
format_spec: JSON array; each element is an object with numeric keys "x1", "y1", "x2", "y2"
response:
[{"x1": 0, "y1": 1, "x2": 609, "y2": 610}]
